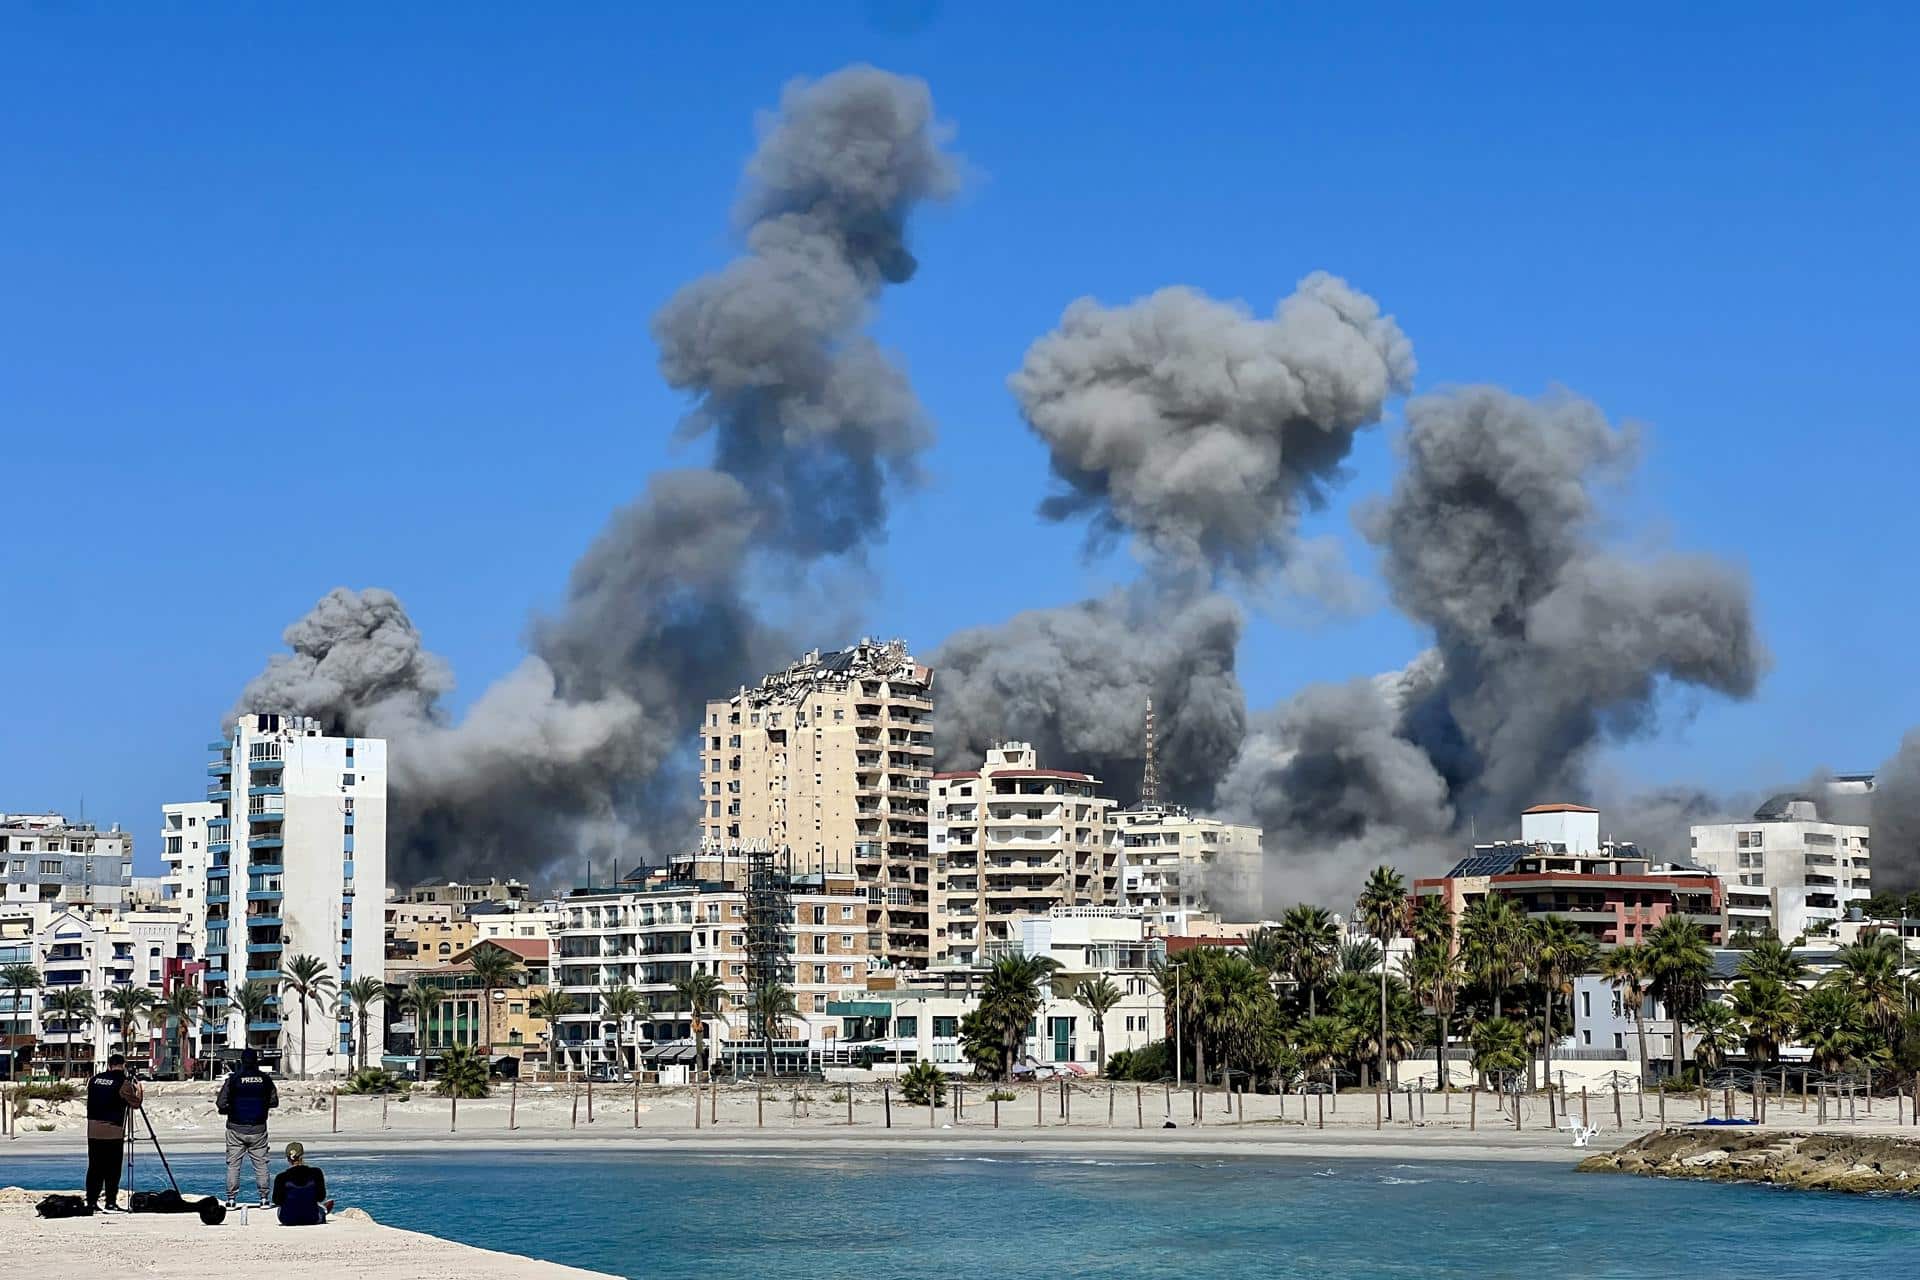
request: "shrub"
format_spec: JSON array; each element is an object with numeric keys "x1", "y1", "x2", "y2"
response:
[
  {"x1": 986, "y1": 1089, "x2": 1017, "y2": 1103},
  {"x1": 9, "y1": 1081, "x2": 77, "y2": 1117},
  {"x1": 434, "y1": 1044, "x2": 491, "y2": 1099},
  {"x1": 342, "y1": 1067, "x2": 407, "y2": 1096},
  {"x1": 899, "y1": 1060, "x2": 947, "y2": 1107},
  {"x1": 1105, "y1": 1040, "x2": 1172, "y2": 1082}
]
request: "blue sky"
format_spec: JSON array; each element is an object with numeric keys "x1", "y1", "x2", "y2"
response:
[{"x1": 5, "y1": 3, "x2": 1917, "y2": 873}]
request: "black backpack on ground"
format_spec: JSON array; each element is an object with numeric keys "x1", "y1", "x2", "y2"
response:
[{"x1": 35, "y1": 1194, "x2": 91, "y2": 1219}]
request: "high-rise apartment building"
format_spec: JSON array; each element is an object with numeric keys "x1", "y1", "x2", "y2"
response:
[
  {"x1": 701, "y1": 639, "x2": 935, "y2": 968},
  {"x1": 197, "y1": 713, "x2": 387, "y2": 1075},
  {"x1": 1690, "y1": 781, "x2": 1873, "y2": 941},
  {"x1": 931, "y1": 743, "x2": 1118, "y2": 965},
  {"x1": 161, "y1": 801, "x2": 217, "y2": 965},
  {"x1": 1115, "y1": 806, "x2": 1264, "y2": 927},
  {"x1": 1, "y1": 813, "x2": 133, "y2": 908}
]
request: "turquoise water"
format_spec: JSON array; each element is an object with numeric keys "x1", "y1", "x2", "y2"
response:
[{"x1": 7, "y1": 1148, "x2": 1918, "y2": 1278}]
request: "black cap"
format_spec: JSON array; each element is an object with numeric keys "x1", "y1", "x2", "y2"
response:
[{"x1": 108, "y1": 1053, "x2": 126, "y2": 1067}]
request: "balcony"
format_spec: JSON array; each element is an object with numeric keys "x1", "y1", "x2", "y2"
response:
[
  {"x1": 248, "y1": 757, "x2": 284, "y2": 773},
  {"x1": 207, "y1": 761, "x2": 233, "y2": 775},
  {"x1": 245, "y1": 969, "x2": 281, "y2": 982},
  {"x1": 207, "y1": 893, "x2": 230, "y2": 906},
  {"x1": 245, "y1": 914, "x2": 282, "y2": 928},
  {"x1": 208, "y1": 840, "x2": 231, "y2": 855},
  {"x1": 206, "y1": 789, "x2": 231, "y2": 801},
  {"x1": 246, "y1": 785, "x2": 285, "y2": 798},
  {"x1": 248, "y1": 1019, "x2": 282, "y2": 1032},
  {"x1": 245, "y1": 942, "x2": 283, "y2": 954},
  {"x1": 249, "y1": 862, "x2": 283, "y2": 876},
  {"x1": 204, "y1": 969, "x2": 229, "y2": 984},
  {"x1": 207, "y1": 740, "x2": 231, "y2": 753},
  {"x1": 247, "y1": 835, "x2": 284, "y2": 850}
]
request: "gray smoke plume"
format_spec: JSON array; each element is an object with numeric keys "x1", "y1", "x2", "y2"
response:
[
  {"x1": 1012, "y1": 273, "x2": 1413, "y2": 583},
  {"x1": 234, "y1": 67, "x2": 958, "y2": 888},
  {"x1": 1222, "y1": 386, "x2": 1765, "y2": 907},
  {"x1": 653, "y1": 64, "x2": 959, "y2": 557},
  {"x1": 1871, "y1": 731, "x2": 1920, "y2": 891},
  {"x1": 933, "y1": 588, "x2": 1246, "y2": 805}
]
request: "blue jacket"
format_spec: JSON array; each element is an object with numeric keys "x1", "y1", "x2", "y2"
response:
[{"x1": 217, "y1": 1069, "x2": 279, "y2": 1126}]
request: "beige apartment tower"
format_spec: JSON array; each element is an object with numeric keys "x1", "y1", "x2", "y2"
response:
[{"x1": 700, "y1": 639, "x2": 935, "y2": 968}]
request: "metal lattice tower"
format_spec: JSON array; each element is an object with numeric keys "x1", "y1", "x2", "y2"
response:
[
  {"x1": 743, "y1": 842, "x2": 794, "y2": 1042},
  {"x1": 1140, "y1": 696, "x2": 1159, "y2": 808}
]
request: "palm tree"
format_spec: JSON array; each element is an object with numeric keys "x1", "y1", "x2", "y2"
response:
[
  {"x1": 530, "y1": 989, "x2": 577, "y2": 1075},
  {"x1": 464, "y1": 945, "x2": 523, "y2": 1059},
  {"x1": 1295, "y1": 1014, "x2": 1353, "y2": 1093},
  {"x1": 600, "y1": 985, "x2": 646, "y2": 1072},
  {"x1": 1192, "y1": 951, "x2": 1273, "y2": 1086},
  {"x1": 747, "y1": 982, "x2": 797, "y2": 1076},
  {"x1": 44, "y1": 986, "x2": 95, "y2": 1077},
  {"x1": 979, "y1": 953, "x2": 1059, "y2": 1082},
  {"x1": 1828, "y1": 934, "x2": 1905, "y2": 1042},
  {"x1": 1402, "y1": 937, "x2": 1465, "y2": 1090},
  {"x1": 1645, "y1": 915, "x2": 1713, "y2": 1082},
  {"x1": 1460, "y1": 896, "x2": 1530, "y2": 1017},
  {"x1": 435, "y1": 1042, "x2": 491, "y2": 1098},
  {"x1": 1073, "y1": 977, "x2": 1123, "y2": 1075},
  {"x1": 2, "y1": 962, "x2": 41, "y2": 1054},
  {"x1": 1798, "y1": 985, "x2": 1866, "y2": 1073},
  {"x1": 1735, "y1": 936, "x2": 1808, "y2": 986},
  {"x1": 232, "y1": 979, "x2": 275, "y2": 1056},
  {"x1": 1600, "y1": 944, "x2": 1651, "y2": 1089},
  {"x1": 103, "y1": 985, "x2": 157, "y2": 1066},
  {"x1": 278, "y1": 954, "x2": 337, "y2": 1080},
  {"x1": 1691, "y1": 1003, "x2": 1741, "y2": 1073},
  {"x1": 1276, "y1": 904, "x2": 1339, "y2": 1017},
  {"x1": 162, "y1": 984, "x2": 203, "y2": 1078},
  {"x1": 399, "y1": 978, "x2": 445, "y2": 1082},
  {"x1": 1242, "y1": 926, "x2": 1286, "y2": 987},
  {"x1": 673, "y1": 971, "x2": 725, "y2": 1081},
  {"x1": 1470, "y1": 1015, "x2": 1529, "y2": 1089},
  {"x1": 1530, "y1": 916, "x2": 1596, "y2": 1092},
  {"x1": 1356, "y1": 865, "x2": 1408, "y2": 1089},
  {"x1": 1729, "y1": 976, "x2": 1798, "y2": 1062},
  {"x1": 341, "y1": 976, "x2": 387, "y2": 1070}
]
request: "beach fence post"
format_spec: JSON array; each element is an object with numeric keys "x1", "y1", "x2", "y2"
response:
[
  {"x1": 1194, "y1": 1086, "x2": 1202, "y2": 1126},
  {"x1": 1136, "y1": 1085, "x2": 1143, "y2": 1129},
  {"x1": 587, "y1": 1073, "x2": 594, "y2": 1124},
  {"x1": 1386, "y1": 1087, "x2": 1392, "y2": 1122},
  {"x1": 1109, "y1": 1085, "x2": 1115, "y2": 1126},
  {"x1": 332, "y1": 1086, "x2": 338, "y2": 1134},
  {"x1": 1658, "y1": 1087, "x2": 1665, "y2": 1128},
  {"x1": 954, "y1": 1085, "x2": 961, "y2": 1126},
  {"x1": 1802, "y1": 1074, "x2": 1809, "y2": 1112},
  {"x1": 1375, "y1": 1087, "x2": 1382, "y2": 1130},
  {"x1": 1038, "y1": 1083, "x2": 1044, "y2": 1127},
  {"x1": 510, "y1": 1079, "x2": 517, "y2": 1131},
  {"x1": 637, "y1": 1079, "x2": 644, "y2": 1130},
  {"x1": 929, "y1": 1087, "x2": 936, "y2": 1129},
  {"x1": 1581, "y1": 1087, "x2": 1589, "y2": 1129},
  {"x1": 383, "y1": 1092, "x2": 389, "y2": 1129},
  {"x1": 884, "y1": 1083, "x2": 892, "y2": 1129},
  {"x1": 757, "y1": 1082, "x2": 763, "y2": 1129},
  {"x1": 572, "y1": 1089, "x2": 580, "y2": 1129},
  {"x1": 1613, "y1": 1082, "x2": 1622, "y2": 1128},
  {"x1": 1317, "y1": 1090, "x2": 1324, "y2": 1131},
  {"x1": 1469, "y1": 1087, "x2": 1476, "y2": 1131},
  {"x1": 1867, "y1": 1067, "x2": 1874, "y2": 1114},
  {"x1": 847, "y1": 1087, "x2": 854, "y2": 1127},
  {"x1": 451, "y1": 1092, "x2": 458, "y2": 1133},
  {"x1": 1817, "y1": 1086, "x2": 1825, "y2": 1126},
  {"x1": 993, "y1": 1094, "x2": 1000, "y2": 1129}
]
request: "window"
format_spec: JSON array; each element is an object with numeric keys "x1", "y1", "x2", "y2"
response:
[
  {"x1": 896, "y1": 1016, "x2": 918, "y2": 1037},
  {"x1": 1581, "y1": 991, "x2": 1590, "y2": 1017},
  {"x1": 813, "y1": 936, "x2": 825, "y2": 954},
  {"x1": 342, "y1": 774, "x2": 355, "y2": 787},
  {"x1": 40, "y1": 859, "x2": 62, "y2": 875},
  {"x1": 813, "y1": 906, "x2": 826, "y2": 924},
  {"x1": 833, "y1": 708, "x2": 845, "y2": 722},
  {"x1": 841, "y1": 934, "x2": 853, "y2": 949},
  {"x1": 841, "y1": 905, "x2": 855, "y2": 920},
  {"x1": 840, "y1": 965, "x2": 853, "y2": 979},
  {"x1": 933, "y1": 1016, "x2": 958, "y2": 1038}
]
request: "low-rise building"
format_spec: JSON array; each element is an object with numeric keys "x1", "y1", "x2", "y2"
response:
[
  {"x1": 1690, "y1": 782, "x2": 1873, "y2": 941},
  {"x1": 404, "y1": 878, "x2": 533, "y2": 908},
  {"x1": 2, "y1": 814, "x2": 134, "y2": 908},
  {"x1": 1115, "y1": 805, "x2": 1262, "y2": 923}
]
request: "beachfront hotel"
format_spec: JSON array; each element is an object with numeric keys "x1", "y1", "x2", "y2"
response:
[{"x1": 188, "y1": 713, "x2": 386, "y2": 1076}]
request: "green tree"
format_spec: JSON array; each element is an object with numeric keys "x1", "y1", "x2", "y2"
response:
[
  {"x1": 232, "y1": 980, "x2": 275, "y2": 1055},
  {"x1": 1276, "y1": 904, "x2": 1339, "y2": 1017},
  {"x1": 162, "y1": 984, "x2": 203, "y2": 1078},
  {"x1": 1470, "y1": 1015, "x2": 1529, "y2": 1085},
  {"x1": 44, "y1": 985, "x2": 95, "y2": 1077},
  {"x1": 1357, "y1": 865, "x2": 1408, "y2": 1089},
  {"x1": 1530, "y1": 916, "x2": 1596, "y2": 1091},
  {"x1": 103, "y1": 985, "x2": 157, "y2": 1064},
  {"x1": 435, "y1": 1042, "x2": 491, "y2": 1098},
  {"x1": 1402, "y1": 935, "x2": 1465, "y2": 1090},
  {"x1": 978, "y1": 954, "x2": 1059, "y2": 1082},
  {"x1": 1191, "y1": 950, "x2": 1276, "y2": 1085},
  {"x1": 1600, "y1": 944, "x2": 1651, "y2": 1089},
  {"x1": 466, "y1": 945, "x2": 523, "y2": 1059},
  {"x1": 1295, "y1": 1014, "x2": 1354, "y2": 1093},
  {"x1": 1242, "y1": 926, "x2": 1286, "y2": 986},
  {"x1": 1728, "y1": 976, "x2": 1797, "y2": 1062},
  {"x1": 2, "y1": 963, "x2": 41, "y2": 1051},
  {"x1": 1073, "y1": 977, "x2": 1123, "y2": 1076},
  {"x1": 278, "y1": 954, "x2": 337, "y2": 1080},
  {"x1": 1691, "y1": 1002, "x2": 1741, "y2": 1073},
  {"x1": 399, "y1": 978, "x2": 445, "y2": 1082},
  {"x1": 1645, "y1": 915, "x2": 1713, "y2": 1081},
  {"x1": 1460, "y1": 896, "x2": 1530, "y2": 1017},
  {"x1": 673, "y1": 971, "x2": 725, "y2": 1080},
  {"x1": 341, "y1": 976, "x2": 387, "y2": 1071},
  {"x1": 1828, "y1": 933, "x2": 1906, "y2": 1043},
  {"x1": 600, "y1": 985, "x2": 647, "y2": 1073},
  {"x1": 747, "y1": 982, "x2": 798, "y2": 1076},
  {"x1": 1735, "y1": 936, "x2": 1808, "y2": 986},
  {"x1": 1799, "y1": 985, "x2": 1866, "y2": 1073},
  {"x1": 959, "y1": 1008, "x2": 1007, "y2": 1079},
  {"x1": 899, "y1": 1059, "x2": 947, "y2": 1106},
  {"x1": 530, "y1": 989, "x2": 576, "y2": 1075}
]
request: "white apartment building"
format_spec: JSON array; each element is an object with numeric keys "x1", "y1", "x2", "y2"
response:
[
  {"x1": 1691, "y1": 783, "x2": 1872, "y2": 941},
  {"x1": 161, "y1": 800, "x2": 217, "y2": 965},
  {"x1": 702, "y1": 639, "x2": 936, "y2": 968},
  {"x1": 195, "y1": 713, "x2": 388, "y2": 1076},
  {"x1": 932, "y1": 744, "x2": 1119, "y2": 965},
  {"x1": 1115, "y1": 805, "x2": 1263, "y2": 925},
  {"x1": 2, "y1": 813, "x2": 134, "y2": 908},
  {"x1": 2, "y1": 911, "x2": 38, "y2": 1058},
  {"x1": 553, "y1": 855, "x2": 869, "y2": 1074},
  {"x1": 32, "y1": 905, "x2": 194, "y2": 1072}
]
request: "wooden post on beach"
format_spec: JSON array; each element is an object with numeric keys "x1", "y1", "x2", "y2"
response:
[
  {"x1": 848, "y1": 1087, "x2": 854, "y2": 1126},
  {"x1": 690, "y1": 1082, "x2": 698, "y2": 1130},
  {"x1": 883, "y1": 1083, "x2": 891, "y2": 1128},
  {"x1": 993, "y1": 1094, "x2": 999, "y2": 1129},
  {"x1": 1580, "y1": 1087, "x2": 1589, "y2": 1129},
  {"x1": 383, "y1": 1092, "x2": 389, "y2": 1129},
  {"x1": 929, "y1": 1087, "x2": 936, "y2": 1129},
  {"x1": 1385, "y1": 1087, "x2": 1392, "y2": 1122},
  {"x1": 1109, "y1": 1085, "x2": 1115, "y2": 1126},
  {"x1": 1658, "y1": 1088, "x2": 1665, "y2": 1128},
  {"x1": 510, "y1": 1079, "x2": 517, "y2": 1131},
  {"x1": 572, "y1": 1090, "x2": 580, "y2": 1129},
  {"x1": 332, "y1": 1086, "x2": 338, "y2": 1134},
  {"x1": 1375, "y1": 1087, "x2": 1382, "y2": 1131},
  {"x1": 757, "y1": 1082, "x2": 763, "y2": 1129},
  {"x1": 1194, "y1": 1086, "x2": 1202, "y2": 1126},
  {"x1": 1468, "y1": 1087, "x2": 1475, "y2": 1131},
  {"x1": 1317, "y1": 1090, "x2": 1324, "y2": 1130},
  {"x1": 1136, "y1": 1085, "x2": 1143, "y2": 1129},
  {"x1": 1802, "y1": 1075, "x2": 1808, "y2": 1113},
  {"x1": 1612, "y1": 1082, "x2": 1621, "y2": 1128},
  {"x1": 1817, "y1": 1086, "x2": 1825, "y2": 1126},
  {"x1": 451, "y1": 1093, "x2": 458, "y2": 1133},
  {"x1": 1867, "y1": 1067, "x2": 1874, "y2": 1114},
  {"x1": 955, "y1": 1085, "x2": 962, "y2": 1126},
  {"x1": 586, "y1": 1073, "x2": 594, "y2": 1124},
  {"x1": 634, "y1": 1078, "x2": 640, "y2": 1129},
  {"x1": 709, "y1": 1078, "x2": 716, "y2": 1125}
]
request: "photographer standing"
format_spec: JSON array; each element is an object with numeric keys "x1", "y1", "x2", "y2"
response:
[{"x1": 85, "y1": 1052, "x2": 143, "y2": 1213}]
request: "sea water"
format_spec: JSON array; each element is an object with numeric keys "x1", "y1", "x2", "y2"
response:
[{"x1": 6, "y1": 1149, "x2": 1917, "y2": 1278}]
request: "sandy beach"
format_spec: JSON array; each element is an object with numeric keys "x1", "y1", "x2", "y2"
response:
[
  {"x1": 8, "y1": 1076, "x2": 1911, "y2": 1163},
  {"x1": 0, "y1": 1187, "x2": 612, "y2": 1280}
]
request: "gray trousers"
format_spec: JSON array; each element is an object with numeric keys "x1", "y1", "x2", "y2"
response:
[{"x1": 225, "y1": 1125, "x2": 271, "y2": 1199}]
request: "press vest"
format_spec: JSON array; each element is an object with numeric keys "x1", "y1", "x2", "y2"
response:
[
  {"x1": 227, "y1": 1071, "x2": 274, "y2": 1126},
  {"x1": 87, "y1": 1069, "x2": 129, "y2": 1127}
]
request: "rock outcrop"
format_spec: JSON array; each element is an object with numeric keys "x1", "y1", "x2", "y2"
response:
[{"x1": 1579, "y1": 1129, "x2": 1920, "y2": 1193}]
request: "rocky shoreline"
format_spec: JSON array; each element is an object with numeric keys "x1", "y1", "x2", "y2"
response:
[{"x1": 1579, "y1": 1129, "x2": 1920, "y2": 1193}]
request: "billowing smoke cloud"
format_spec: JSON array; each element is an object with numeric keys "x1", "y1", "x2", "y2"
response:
[
  {"x1": 933, "y1": 274, "x2": 1411, "y2": 798},
  {"x1": 233, "y1": 66, "x2": 958, "y2": 887},
  {"x1": 933, "y1": 588, "x2": 1246, "y2": 803},
  {"x1": 1012, "y1": 272, "x2": 1413, "y2": 583},
  {"x1": 1871, "y1": 731, "x2": 1920, "y2": 891},
  {"x1": 653, "y1": 65, "x2": 958, "y2": 558},
  {"x1": 1222, "y1": 386, "x2": 1765, "y2": 909}
]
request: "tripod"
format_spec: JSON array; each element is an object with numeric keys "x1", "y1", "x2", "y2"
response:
[{"x1": 121, "y1": 1103, "x2": 183, "y2": 1203}]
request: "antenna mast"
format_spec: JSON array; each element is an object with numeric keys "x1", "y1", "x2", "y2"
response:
[{"x1": 1140, "y1": 696, "x2": 1159, "y2": 808}]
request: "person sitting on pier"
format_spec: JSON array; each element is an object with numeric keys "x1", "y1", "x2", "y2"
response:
[{"x1": 271, "y1": 1142, "x2": 333, "y2": 1226}]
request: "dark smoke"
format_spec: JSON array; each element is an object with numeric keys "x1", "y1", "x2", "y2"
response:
[
  {"x1": 1871, "y1": 731, "x2": 1920, "y2": 891},
  {"x1": 1221, "y1": 386, "x2": 1765, "y2": 907},
  {"x1": 233, "y1": 67, "x2": 958, "y2": 888}
]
